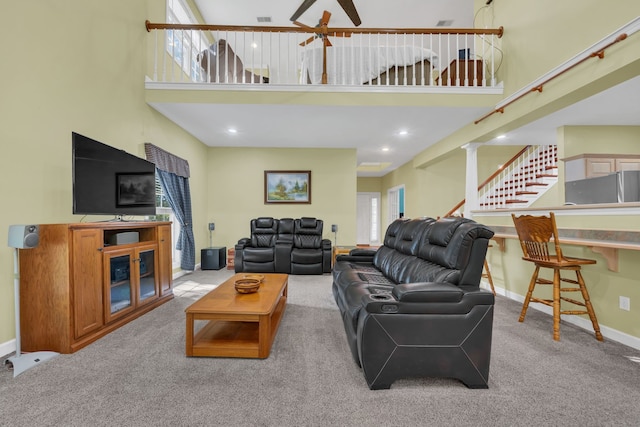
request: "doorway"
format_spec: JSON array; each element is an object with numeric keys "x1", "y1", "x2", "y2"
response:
[
  {"x1": 387, "y1": 185, "x2": 405, "y2": 224},
  {"x1": 356, "y1": 192, "x2": 381, "y2": 246}
]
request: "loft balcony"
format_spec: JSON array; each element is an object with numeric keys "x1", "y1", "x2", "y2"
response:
[{"x1": 144, "y1": 21, "x2": 504, "y2": 96}]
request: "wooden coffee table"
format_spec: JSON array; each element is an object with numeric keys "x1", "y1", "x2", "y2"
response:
[{"x1": 185, "y1": 273, "x2": 288, "y2": 358}]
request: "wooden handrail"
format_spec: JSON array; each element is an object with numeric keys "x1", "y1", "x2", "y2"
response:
[
  {"x1": 145, "y1": 20, "x2": 503, "y2": 37},
  {"x1": 474, "y1": 33, "x2": 627, "y2": 125},
  {"x1": 443, "y1": 145, "x2": 531, "y2": 217}
]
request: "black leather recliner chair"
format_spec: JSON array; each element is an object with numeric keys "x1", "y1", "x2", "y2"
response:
[
  {"x1": 290, "y1": 217, "x2": 332, "y2": 274},
  {"x1": 234, "y1": 217, "x2": 331, "y2": 274},
  {"x1": 234, "y1": 217, "x2": 279, "y2": 272}
]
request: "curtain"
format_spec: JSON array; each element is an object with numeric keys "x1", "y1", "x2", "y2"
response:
[{"x1": 144, "y1": 143, "x2": 195, "y2": 271}]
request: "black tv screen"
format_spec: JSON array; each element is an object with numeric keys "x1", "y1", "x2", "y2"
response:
[{"x1": 72, "y1": 132, "x2": 156, "y2": 216}]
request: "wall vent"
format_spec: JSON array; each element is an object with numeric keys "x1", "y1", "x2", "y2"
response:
[
  {"x1": 436, "y1": 19, "x2": 454, "y2": 27},
  {"x1": 257, "y1": 16, "x2": 272, "y2": 23}
]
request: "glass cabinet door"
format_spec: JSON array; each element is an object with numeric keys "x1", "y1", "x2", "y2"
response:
[
  {"x1": 109, "y1": 254, "x2": 132, "y2": 315},
  {"x1": 138, "y1": 248, "x2": 158, "y2": 304}
]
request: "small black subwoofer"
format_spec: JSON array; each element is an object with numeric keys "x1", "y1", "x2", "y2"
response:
[{"x1": 201, "y1": 246, "x2": 226, "y2": 270}]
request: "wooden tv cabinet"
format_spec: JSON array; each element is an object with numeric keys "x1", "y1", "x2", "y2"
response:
[{"x1": 17, "y1": 221, "x2": 173, "y2": 354}]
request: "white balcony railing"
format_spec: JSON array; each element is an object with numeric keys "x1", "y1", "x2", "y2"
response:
[{"x1": 145, "y1": 21, "x2": 503, "y2": 89}]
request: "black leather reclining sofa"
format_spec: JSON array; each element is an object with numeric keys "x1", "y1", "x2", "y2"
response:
[
  {"x1": 235, "y1": 217, "x2": 332, "y2": 274},
  {"x1": 333, "y1": 216, "x2": 495, "y2": 389}
]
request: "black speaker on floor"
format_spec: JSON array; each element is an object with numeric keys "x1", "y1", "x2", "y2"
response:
[{"x1": 201, "y1": 246, "x2": 226, "y2": 270}]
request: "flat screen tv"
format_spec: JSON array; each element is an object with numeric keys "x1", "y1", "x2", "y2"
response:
[{"x1": 72, "y1": 132, "x2": 156, "y2": 217}]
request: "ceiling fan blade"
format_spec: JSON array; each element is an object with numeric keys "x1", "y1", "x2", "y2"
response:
[
  {"x1": 324, "y1": 38, "x2": 332, "y2": 47},
  {"x1": 299, "y1": 35, "x2": 317, "y2": 47},
  {"x1": 336, "y1": 0, "x2": 362, "y2": 26},
  {"x1": 320, "y1": 10, "x2": 332, "y2": 26},
  {"x1": 290, "y1": 0, "x2": 317, "y2": 22},
  {"x1": 293, "y1": 20, "x2": 313, "y2": 29}
]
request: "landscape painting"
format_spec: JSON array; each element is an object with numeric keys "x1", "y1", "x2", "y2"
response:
[
  {"x1": 116, "y1": 172, "x2": 156, "y2": 207},
  {"x1": 264, "y1": 170, "x2": 311, "y2": 204}
]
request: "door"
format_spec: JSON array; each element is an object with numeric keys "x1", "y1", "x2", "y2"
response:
[
  {"x1": 356, "y1": 192, "x2": 381, "y2": 245},
  {"x1": 104, "y1": 248, "x2": 136, "y2": 323},
  {"x1": 387, "y1": 185, "x2": 405, "y2": 224},
  {"x1": 72, "y1": 229, "x2": 105, "y2": 339},
  {"x1": 136, "y1": 243, "x2": 160, "y2": 307}
]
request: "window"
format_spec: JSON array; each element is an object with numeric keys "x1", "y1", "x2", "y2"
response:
[
  {"x1": 166, "y1": 0, "x2": 210, "y2": 81},
  {"x1": 154, "y1": 175, "x2": 181, "y2": 268}
]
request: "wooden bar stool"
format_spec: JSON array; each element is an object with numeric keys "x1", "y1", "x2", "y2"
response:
[
  {"x1": 511, "y1": 212, "x2": 603, "y2": 341},
  {"x1": 482, "y1": 248, "x2": 496, "y2": 295}
]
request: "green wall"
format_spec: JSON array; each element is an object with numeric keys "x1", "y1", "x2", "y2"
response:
[
  {"x1": 357, "y1": 177, "x2": 382, "y2": 193},
  {"x1": 207, "y1": 147, "x2": 357, "y2": 249},
  {"x1": 0, "y1": 1, "x2": 204, "y2": 348},
  {"x1": 563, "y1": 126, "x2": 640, "y2": 158}
]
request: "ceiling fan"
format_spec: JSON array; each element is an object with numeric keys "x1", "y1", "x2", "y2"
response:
[
  {"x1": 290, "y1": 0, "x2": 362, "y2": 27},
  {"x1": 294, "y1": 10, "x2": 350, "y2": 47}
]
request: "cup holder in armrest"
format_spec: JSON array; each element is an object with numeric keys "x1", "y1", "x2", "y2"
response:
[{"x1": 363, "y1": 293, "x2": 398, "y2": 313}]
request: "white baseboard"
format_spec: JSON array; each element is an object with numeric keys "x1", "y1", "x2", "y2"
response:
[
  {"x1": 494, "y1": 285, "x2": 640, "y2": 351},
  {"x1": 0, "y1": 339, "x2": 16, "y2": 359}
]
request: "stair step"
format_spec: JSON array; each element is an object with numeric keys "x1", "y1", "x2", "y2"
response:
[
  {"x1": 525, "y1": 182, "x2": 548, "y2": 187},
  {"x1": 480, "y1": 199, "x2": 528, "y2": 206},
  {"x1": 493, "y1": 184, "x2": 540, "y2": 191},
  {"x1": 513, "y1": 173, "x2": 558, "y2": 179},
  {"x1": 521, "y1": 163, "x2": 557, "y2": 170},
  {"x1": 487, "y1": 191, "x2": 538, "y2": 198}
]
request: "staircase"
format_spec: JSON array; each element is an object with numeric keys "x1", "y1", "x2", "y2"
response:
[{"x1": 478, "y1": 145, "x2": 558, "y2": 210}]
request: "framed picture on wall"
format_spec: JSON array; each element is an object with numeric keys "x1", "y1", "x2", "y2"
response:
[{"x1": 264, "y1": 170, "x2": 311, "y2": 204}]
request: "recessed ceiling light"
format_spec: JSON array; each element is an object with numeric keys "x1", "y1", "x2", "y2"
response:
[
  {"x1": 398, "y1": 130, "x2": 408, "y2": 136},
  {"x1": 381, "y1": 147, "x2": 390, "y2": 152},
  {"x1": 496, "y1": 134, "x2": 506, "y2": 139},
  {"x1": 228, "y1": 128, "x2": 237, "y2": 134}
]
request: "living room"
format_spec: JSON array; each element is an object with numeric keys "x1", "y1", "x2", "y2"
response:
[{"x1": 1, "y1": 0, "x2": 640, "y2": 424}]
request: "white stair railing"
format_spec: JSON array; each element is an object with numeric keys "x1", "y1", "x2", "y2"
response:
[{"x1": 478, "y1": 145, "x2": 557, "y2": 210}]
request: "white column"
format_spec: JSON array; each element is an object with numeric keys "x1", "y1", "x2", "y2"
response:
[{"x1": 462, "y1": 143, "x2": 481, "y2": 218}]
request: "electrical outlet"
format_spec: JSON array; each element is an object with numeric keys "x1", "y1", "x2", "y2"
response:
[{"x1": 619, "y1": 296, "x2": 631, "y2": 311}]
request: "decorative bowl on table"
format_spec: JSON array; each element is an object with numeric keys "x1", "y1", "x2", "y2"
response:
[
  {"x1": 241, "y1": 274, "x2": 265, "y2": 284},
  {"x1": 234, "y1": 278, "x2": 261, "y2": 294}
]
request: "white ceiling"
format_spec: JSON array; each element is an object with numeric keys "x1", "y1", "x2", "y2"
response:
[
  {"x1": 151, "y1": 1, "x2": 640, "y2": 177},
  {"x1": 192, "y1": 0, "x2": 475, "y2": 29}
]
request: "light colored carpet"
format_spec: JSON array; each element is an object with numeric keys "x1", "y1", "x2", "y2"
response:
[{"x1": 1, "y1": 269, "x2": 640, "y2": 426}]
